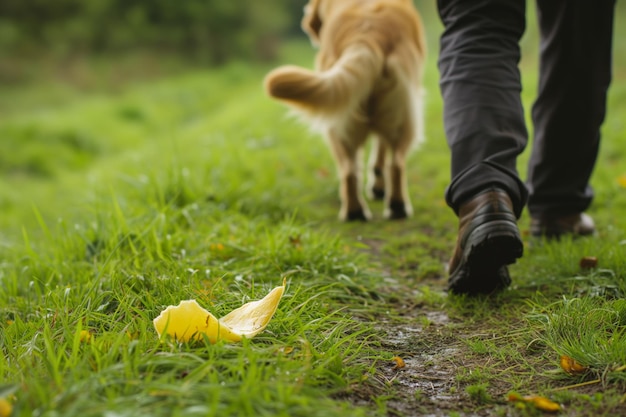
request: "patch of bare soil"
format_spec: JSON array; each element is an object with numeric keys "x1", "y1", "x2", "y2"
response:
[
  {"x1": 368, "y1": 304, "x2": 502, "y2": 417},
  {"x1": 345, "y1": 295, "x2": 549, "y2": 416},
  {"x1": 377, "y1": 316, "x2": 465, "y2": 416},
  {"x1": 347, "y1": 233, "x2": 495, "y2": 416}
]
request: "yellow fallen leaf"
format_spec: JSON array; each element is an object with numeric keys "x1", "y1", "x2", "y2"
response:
[
  {"x1": 281, "y1": 346, "x2": 294, "y2": 355},
  {"x1": 560, "y1": 355, "x2": 588, "y2": 375},
  {"x1": 524, "y1": 396, "x2": 561, "y2": 413},
  {"x1": 507, "y1": 392, "x2": 523, "y2": 402},
  {"x1": 391, "y1": 356, "x2": 405, "y2": 369},
  {"x1": 79, "y1": 330, "x2": 92, "y2": 343},
  {"x1": 507, "y1": 392, "x2": 561, "y2": 413},
  {"x1": 0, "y1": 398, "x2": 12, "y2": 417},
  {"x1": 153, "y1": 279, "x2": 286, "y2": 343},
  {"x1": 617, "y1": 174, "x2": 626, "y2": 188}
]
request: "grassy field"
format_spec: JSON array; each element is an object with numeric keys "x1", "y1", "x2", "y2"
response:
[{"x1": 2, "y1": 3, "x2": 626, "y2": 416}]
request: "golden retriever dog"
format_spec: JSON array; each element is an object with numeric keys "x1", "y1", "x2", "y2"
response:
[{"x1": 264, "y1": 0, "x2": 426, "y2": 221}]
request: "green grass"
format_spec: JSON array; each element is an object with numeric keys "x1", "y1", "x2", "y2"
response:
[
  {"x1": 2, "y1": 3, "x2": 626, "y2": 416},
  {"x1": 530, "y1": 297, "x2": 626, "y2": 379}
]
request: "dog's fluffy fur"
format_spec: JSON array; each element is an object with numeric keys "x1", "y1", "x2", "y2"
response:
[{"x1": 264, "y1": 0, "x2": 426, "y2": 221}]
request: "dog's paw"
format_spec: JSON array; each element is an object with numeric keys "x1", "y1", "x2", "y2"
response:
[
  {"x1": 340, "y1": 208, "x2": 371, "y2": 222},
  {"x1": 384, "y1": 200, "x2": 412, "y2": 220}
]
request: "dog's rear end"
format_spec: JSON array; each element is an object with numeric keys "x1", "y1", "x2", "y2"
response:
[{"x1": 265, "y1": 0, "x2": 426, "y2": 221}]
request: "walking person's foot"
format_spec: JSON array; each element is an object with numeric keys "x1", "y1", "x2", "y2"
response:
[
  {"x1": 448, "y1": 188, "x2": 524, "y2": 295},
  {"x1": 530, "y1": 213, "x2": 595, "y2": 238}
]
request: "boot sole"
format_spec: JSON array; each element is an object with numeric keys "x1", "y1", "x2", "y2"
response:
[{"x1": 448, "y1": 220, "x2": 523, "y2": 295}]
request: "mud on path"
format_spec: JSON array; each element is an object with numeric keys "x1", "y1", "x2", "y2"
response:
[
  {"x1": 361, "y1": 302, "x2": 527, "y2": 417},
  {"x1": 345, "y1": 284, "x2": 529, "y2": 417}
]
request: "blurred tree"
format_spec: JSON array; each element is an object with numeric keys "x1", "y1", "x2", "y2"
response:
[{"x1": 0, "y1": 0, "x2": 307, "y2": 64}]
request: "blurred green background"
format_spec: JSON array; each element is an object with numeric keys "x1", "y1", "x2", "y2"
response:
[
  {"x1": 0, "y1": 0, "x2": 304, "y2": 70},
  {"x1": 0, "y1": 1, "x2": 443, "y2": 88}
]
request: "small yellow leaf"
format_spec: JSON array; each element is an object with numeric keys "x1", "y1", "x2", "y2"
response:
[
  {"x1": 391, "y1": 356, "x2": 405, "y2": 369},
  {"x1": 617, "y1": 174, "x2": 626, "y2": 188},
  {"x1": 507, "y1": 392, "x2": 561, "y2": 413},
  {"x1": 79, "y1": 330, "x2": 92, "y2": 343},
  {"x1": 524, "y1": 396, "x2": 561, "y2": 413},
  {"x1": 0, "y1": 398, "x2": 12, "y2": 417},
  {"x1": 560, "y1": 355, "x2": 588, "y2": 375},
  {"x1": 153, "y1": 279, "x2": 286, "y2": 343},
  {"x1": 507, "y1": 392, "x2": 523, "y2": 402}
]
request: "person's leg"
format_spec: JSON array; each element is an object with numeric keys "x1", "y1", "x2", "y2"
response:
[
  {"x1": 528, "y1": 0, "x2": 615, "y2": 234},
  {"x1": 438, "y1": 0, "x2": 529, "y2": 218},
  {"x1": 437, "y1": 0, "x2": 527, "y2": 294}
]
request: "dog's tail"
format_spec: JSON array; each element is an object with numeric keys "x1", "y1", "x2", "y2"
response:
[{"x1": 264, "y1": 44, "x2": 383, "y2": 116}]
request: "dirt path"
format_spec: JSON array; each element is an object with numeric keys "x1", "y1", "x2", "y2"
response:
[{"x1": 336, "y1": 224, "x2": 626, "y2": 416}]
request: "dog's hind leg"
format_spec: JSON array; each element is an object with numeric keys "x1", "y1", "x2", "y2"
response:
[
  {"x1": 327, "y1": 127, "x2": 370, "y2": 221},
  {"x1": 367, "y1": 137, "x2": 387, "y2": 201},
  {"x1": 382, "y1": 131, "x2": 413, "y2": 220}
]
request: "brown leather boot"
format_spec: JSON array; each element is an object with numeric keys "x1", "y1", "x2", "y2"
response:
[
  {"x1": 530, "y1": 213, "x2": 595, "y2": 238},
  {"x1": 448, "y1": 188, "x2": 524, "y2": 295}
]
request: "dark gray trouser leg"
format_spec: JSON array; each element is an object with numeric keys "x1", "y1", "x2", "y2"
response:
[
  {"x1": 437, "y1": 0, "x2": 529, "y2": 218},
  {"x1": 527, "y1": 0, "x2": 615, "y2": 218}
]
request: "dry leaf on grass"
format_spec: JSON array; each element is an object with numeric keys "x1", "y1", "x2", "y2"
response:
[
  {"x1": 0, "y1": 398, "x2": 12, "y2": 417},
  {"x1": 79, "y1": 330, "x2": 92, "y2": 343},
  {"x1": 560, "y1": 355, "x2": 588, "y2": 375},
  {"x1": 579, "y1": 256, "x2": 598, "y2": 270},
  {"x1": 391, "y1": 356, "x2": 405, "y2": 369},
  {"x1": 153, "y1": 279, "x2": 286, "y2": 343},
  {"x1": 508, "y1": 392, "x2": 561, "y2": 413},
  {"x1": 524, "y1": 396, "x2": 561, "y2": 413}
]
